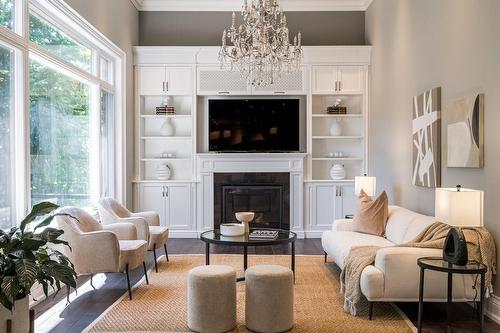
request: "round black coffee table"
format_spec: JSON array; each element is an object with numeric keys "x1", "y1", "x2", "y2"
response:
[
  {"x1": 417, "y1": 257, "x2": 487, "y2": 333},
  {"x1": 200, "y1": 229, "x2": 297, "y2": 282}
]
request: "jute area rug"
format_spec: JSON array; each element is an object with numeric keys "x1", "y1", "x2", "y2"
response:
[{"x1": 85, "y1": 254, "x2": 414, "y2": 333}]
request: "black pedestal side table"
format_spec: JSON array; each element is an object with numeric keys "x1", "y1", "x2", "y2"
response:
[{"x1": 417, "y1": 257, "x2": 487, "y2": 333}]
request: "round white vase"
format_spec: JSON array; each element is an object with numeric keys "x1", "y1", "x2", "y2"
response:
[
  {"x1": 330, "y1": 164, "x2": 346, "y2": 180},
  {"x1": 156, "y1": 164, "x2": 172, "y2": 180},
  {"x1": 330, "y1": 119, "x2": 342, "y2": 136},
  {"x1": 159, "y1": 118, "x2": 175, "y2": 136},
  {"x1": 0, "y1": 297, "x2": 29, "y2": 333}
]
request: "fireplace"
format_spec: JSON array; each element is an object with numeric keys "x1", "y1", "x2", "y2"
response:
[{"x1": 214, "y1": 173, "x2": 290, "y2": 230}]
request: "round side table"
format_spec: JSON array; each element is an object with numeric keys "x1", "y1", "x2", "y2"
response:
[{"x1": 417, "y1": 257, "x2": 487, "y2": 333}]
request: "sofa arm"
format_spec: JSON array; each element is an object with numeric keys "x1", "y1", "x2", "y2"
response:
[
  {"x1": 118, "y1": 217, "x2": 149, "y2": 241},
  {"x1": 72, "y1": 231, "x2": 121, "y2": 274},
  {"x1": 131, "y1": 211, "x2": 160, "y2": 227},
  {"x1": 103, "y1": 223, "x2": 137, "y2": 240},
  {"x1": 332, "y1": 218, "x2": 355, "y2": 232}
]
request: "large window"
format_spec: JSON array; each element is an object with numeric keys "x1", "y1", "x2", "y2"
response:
[
  {"x1": 29, "y1": 59, "x2": 91, "y2": 207},
  {"x1": 0, "y1": 44, "x2": 13, "y2": 228},
  {"x1": 0, "y1": 0, "x2": 125, "y2": 224}
]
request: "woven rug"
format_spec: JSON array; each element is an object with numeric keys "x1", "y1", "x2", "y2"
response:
[{"x1": 85, "y1": 255, "x2": 415, "y2": 333}]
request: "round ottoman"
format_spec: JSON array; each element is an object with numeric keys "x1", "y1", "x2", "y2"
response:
[
  {"x1": 187, "y1": 265, "x2": 236, "y2": 333},
  {"x1": 245, "y1": 265, "x2": 294, "y2": 333}
]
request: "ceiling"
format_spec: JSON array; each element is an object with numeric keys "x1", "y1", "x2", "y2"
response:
[{"x1": 130, "y1": 0, "x2": 374, "y2": 11}]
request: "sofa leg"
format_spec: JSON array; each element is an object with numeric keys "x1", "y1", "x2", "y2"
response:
[
  {"x1": 324, "y1": 251, "x2": 327, "y2": 263},
  {"x1": 143, "y1": 261, "x2": 149, "y2": 285},
  {"x1": 125, "y1": 264, "x2": 132, "y2": 300},
  {"x1": 164, "y1": 243, "x2": 169, "y2": 262},
  {"x1": 368, "y1": 302, "x2": 374, "y2": 320},
  {"x1": 153, "y1": 244, "x2": 158, "y2": 272}
]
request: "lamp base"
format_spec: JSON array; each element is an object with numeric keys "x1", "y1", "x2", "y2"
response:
[{"x1": 443, "y1": 227, "x2": 468, "y2": 266}]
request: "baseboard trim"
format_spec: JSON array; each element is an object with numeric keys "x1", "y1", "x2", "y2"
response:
[{"x1": 486, "y1": 294, "x2": 500, "y2": 324}]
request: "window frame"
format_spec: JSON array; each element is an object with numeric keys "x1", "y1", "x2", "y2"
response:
[{"x1": 0, "y1": 0, "x2": 126, "y2": 222}]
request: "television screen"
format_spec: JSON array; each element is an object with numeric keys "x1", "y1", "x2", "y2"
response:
[{"x1": 208, "y1": 99, "x2": 300, "y2": 152}]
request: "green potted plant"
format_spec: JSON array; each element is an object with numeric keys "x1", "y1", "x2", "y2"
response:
[{"x1": 0, "y1": 202, "x2": 77, "y2": 333}]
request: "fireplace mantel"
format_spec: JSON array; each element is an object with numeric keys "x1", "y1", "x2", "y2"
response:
[{"x1": 196, "y1": 153, "x2": 306, "y2": 237}]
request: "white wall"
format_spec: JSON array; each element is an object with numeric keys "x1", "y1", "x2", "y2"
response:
[
  {"x1": 63, "y1": 0, "x2": 139, "y2": 207},
  {"x1": 366, "y1": 0, "x2": 500, "y2": 293}
]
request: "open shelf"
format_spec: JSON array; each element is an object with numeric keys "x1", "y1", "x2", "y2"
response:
[
  {"x1": 311, "y1": 114, "x2": 363, "y2": 118},
  {"x1": 140, "y1": 114, "x2": 191, "y2": 119},
  {"x1": 141, "y1": 158, "x2": 192, "y2": 162},
  {"x1": 141, "y1": 136, "x2": 192, "y2": 140},
  {"x1": 312, "y1": 136, "x2": 363, "y2": 140},
  {"x1": 312, "y1": 157, "x2": 363, "y2": 161}
]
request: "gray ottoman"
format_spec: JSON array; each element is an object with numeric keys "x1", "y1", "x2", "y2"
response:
[
  {"x1": 245, "y1": 265, "x2": 294, "y2": 333},
  {"x1": 187, "y1": 265, "x2": 237, "y2": 333}
]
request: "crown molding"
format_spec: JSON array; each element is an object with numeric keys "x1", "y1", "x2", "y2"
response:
[{"x1": 131, "y1": 0, "x2": 373, "y2": 12}]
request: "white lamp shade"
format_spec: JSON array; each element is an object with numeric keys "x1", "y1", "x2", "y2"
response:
[
  {"x1": 435, "y1": 187, "x2": 484, "y2": 227},
  {"x1": 355, "y1": 176, "x2": 376, "y2": 197}
]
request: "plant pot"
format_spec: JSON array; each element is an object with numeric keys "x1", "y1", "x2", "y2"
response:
[{"x1": 0, "y1": 297, "x2": 29, "y2": 333}]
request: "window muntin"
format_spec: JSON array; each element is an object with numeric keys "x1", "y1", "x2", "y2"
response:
[
  {"x1": 0, "y1": 0, "x2": 14, "y2": 31},
  {"x1": 0, "y1": 44, "x2": 14, "y2": 228},
  {"x1": 29, "y1": 59, "x2": 92, "y2": 207},
  {"x1": 29, "y1": 11, "x2": 92, "y2": 72},
  {"x1": 100, "y1": 56, "x2": 113, "y2": 84}
]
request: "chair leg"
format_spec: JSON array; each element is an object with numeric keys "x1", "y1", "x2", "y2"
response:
[
  {"x1": 368, "y1": 302, "x2": 374, "y2": 320},
  {"x1": 125, "y1": 264, "x2": 132, "y2": 300},
  {"x1": 90, "y1": 274, "x2": 95, "y2": 289},
  {"x1": 164, "y1": 243, "x2": 169, "y2": 262},
  {"x1": 153, "y1": 244, "x2": 158, "y2": 272},
  {"x1": 143, "y1": 261, "x2": 149, "y2": 284},
  {"x1": 324, "y1": 251, "x2": 327, "y2": 263}
]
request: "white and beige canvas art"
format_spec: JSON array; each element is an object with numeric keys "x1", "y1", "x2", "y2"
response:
[
  {"x1": 446, "y1": 93, "x2": 484, "y2": 168},
  {"x1": 412, "y1": 87, "x2": 441, "y2": 188}
]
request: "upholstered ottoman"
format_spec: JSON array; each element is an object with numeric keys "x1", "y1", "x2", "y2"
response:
[
  {"x1": 245, "y1": 265, "x2": 294, "y2": 333},
  {"x1": 187, "y1": 265, "x2": 237, "y2": 333}
]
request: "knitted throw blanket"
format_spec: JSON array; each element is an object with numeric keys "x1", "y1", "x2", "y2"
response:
[{"x1": 340, "y1": 222, "x2": 497, "y2": 316}]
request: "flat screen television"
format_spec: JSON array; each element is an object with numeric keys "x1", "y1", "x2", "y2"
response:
[{"x1": 208, "y1": 99, "x2": 300, "y2": 152}]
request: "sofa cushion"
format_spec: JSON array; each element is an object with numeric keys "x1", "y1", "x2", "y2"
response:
[
  {"x1": 321, "y1": 230, "x2": 394, "y2": 269},
  {"x1": 351, "y1": 190, "x2": 389, "y2": 236},
  {"x1": 385, "y1": 206, "x2": 436, "y2": 245}
]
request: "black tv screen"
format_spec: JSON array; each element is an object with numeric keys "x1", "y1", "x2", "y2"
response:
[{"x1": 209, "y1": 99, "x2": 300, "y2": 152}]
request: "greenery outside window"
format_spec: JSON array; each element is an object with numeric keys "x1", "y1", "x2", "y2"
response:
[{"x1": 0, "y1": 0, "x2": 14, "y2": 31}]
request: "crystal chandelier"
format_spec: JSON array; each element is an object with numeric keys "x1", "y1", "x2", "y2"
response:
[{"x1": 219, "y1": 0, "x2": 303, "y2": 87}]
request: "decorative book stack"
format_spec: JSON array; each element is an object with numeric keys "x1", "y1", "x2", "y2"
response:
[
  {"x1": 248, "y1": 230, "x2": 279, "y2": 240},
  {"x1": 156, "y1": 106, "x2": 175, "y2": 115},
  {"x1": 326, "y1": 106, "x2": 347, "y2": 114}
]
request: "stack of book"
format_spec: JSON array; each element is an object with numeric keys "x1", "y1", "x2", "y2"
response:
[
  {"x1": 326, "y1": 106, "x2": 347, "y2": 114},
  {"x1": 248, "y1": 230, "x2": 279, "y2": 240},
  {"x1": 156, "y1": 106, "x2": 175, "y2": 115}
]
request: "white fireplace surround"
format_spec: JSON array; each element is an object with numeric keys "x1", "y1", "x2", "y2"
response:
[{"x1": 197, "y1": 153, "x2": 306, "y2": 237}]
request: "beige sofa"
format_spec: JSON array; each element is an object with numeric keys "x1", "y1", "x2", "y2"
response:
[{"x1": 321, "y1": 205, "x2": 475, "y2": 305}]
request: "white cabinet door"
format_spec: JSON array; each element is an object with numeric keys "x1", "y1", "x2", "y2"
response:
[
  {"x1": 312, "y1": 66, "x2": 337, "y2": 94},
  {"x1": 338, "y1": 66, "x2": 363, "y2": 94},
  {"x1": 309, "y1": 183, "x2": 338, "y2": 229},
  {"x1": 138, "y1": 66, "x2": 166, "y2": 96},
  {"x1": 165, "y1": 183, "x2": 192, "y2": 230},
  {"x1": 339, "y1": 185, "x2": 357, "y2": 218},
  {"x1": 252, "y1": 69, "x2": 306, "y2": 95},
  {"x1": 166, "y1": 67, "x2": 192, "y2": 95},
  {"x1": 138, "y1": 184, "x2": 167, "y2": 226},
  {"x1": 197, "y1": 67, "x2": 251, "y2": 95}
]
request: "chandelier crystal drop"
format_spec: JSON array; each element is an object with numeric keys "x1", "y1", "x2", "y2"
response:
[{"x1": 219, "y1": 0, "x2": 303, "y2": 87}]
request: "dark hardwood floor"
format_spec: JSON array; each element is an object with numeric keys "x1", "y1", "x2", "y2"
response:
[{"x1": 34, "y1": 238, "x2": 499, "y2": 333}]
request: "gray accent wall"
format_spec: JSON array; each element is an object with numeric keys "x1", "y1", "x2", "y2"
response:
[
  {"x1": 139, "y1": 11, "x2": 365, "y2": 45},
  {"x1": 366, "y1": 0, "x2": 500, "y2": 293},
  {"x1": 64, "y1": 0, "x2": 139, "y2": 208}
]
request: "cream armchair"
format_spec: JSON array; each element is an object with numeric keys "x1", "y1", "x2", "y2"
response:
[
  {"x1": 97, "y1": 197, "x2": 170, "y2": 272},
  {"x1": 55, "y1": 207, "x2": 149, "y2": 300}
]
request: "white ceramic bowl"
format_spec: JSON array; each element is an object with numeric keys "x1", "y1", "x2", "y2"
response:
[
  {"x1": 235, "y1": 212, "x2": 255, "y2": 223},
  {"x1": 220, "y1": 223, "x2": 245, "y2": 236}
]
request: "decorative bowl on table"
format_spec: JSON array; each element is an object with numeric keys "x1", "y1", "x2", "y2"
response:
[
  {"x1": 235, "y1": 212, "x2": 255, "y2": 233},
  {"x1": 220, "y1": 223, "x2": 246, "y2": 237}
]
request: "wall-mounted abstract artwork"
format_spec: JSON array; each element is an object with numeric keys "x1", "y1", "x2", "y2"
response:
[
  {"x1": 412, "y1": 87, "x2": 441, "y2": 188},
  {"x1": 446, "y1": 93, "x2": 484, "y2": 168}
]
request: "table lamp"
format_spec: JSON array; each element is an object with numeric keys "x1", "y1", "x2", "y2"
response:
[
  {"x1": 355, "y1": 175, "x2": 377, "y2": 197},
  {"x1": 435, "y1": 185, "x2": 484, "y2": 265}
]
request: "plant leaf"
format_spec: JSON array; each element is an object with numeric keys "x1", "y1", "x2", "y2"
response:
[
  {"x1": 14, "y1": 259, "x2": 38, "y2": 289},
  {"x1": 1, "y1": 277, "x2": 20, "y2": 303},
  {"x1": 0, "y1": 290, "x2": 13, "y2": 312},
  {"x1": 19, "y1": 202, "x2": 59, "y2": 233}
]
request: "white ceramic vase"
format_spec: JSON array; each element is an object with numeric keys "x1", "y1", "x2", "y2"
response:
[
  {"x1": 156, "y1": 164, "x2": 172, "y2": 180},
  {"x1": 330, "y1": 119, "x2": 342, "y2": 136},
  {"x1": 0, "y1": 297, "x2": 29, "y2": 333},
  {"x1": 159, "y1": 118, "x2": 175, "y2": 136},
  {"x1": 330, "y1": 164, "x2": 346, "y2": 180}
]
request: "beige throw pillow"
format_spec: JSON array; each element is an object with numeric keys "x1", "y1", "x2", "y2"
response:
[{"x1": 351, "y1": 190, "x2": 389, "y2": 236}]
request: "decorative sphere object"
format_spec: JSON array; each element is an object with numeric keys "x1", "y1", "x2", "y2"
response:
[
  {"x1": 330, "y1": 164, "x2": 346, "y2": 180},
  {"x1": 156, "y1": 164, "x2": 171, "y2": 180},
  {"x1": 220, "y1": 223, "x2": 246, "y2": 237},
  {"x1": 159, "y1": 118, "x2": 175, "y2": 136}
]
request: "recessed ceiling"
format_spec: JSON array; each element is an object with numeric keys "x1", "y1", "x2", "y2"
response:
[{"x1": 130, "y1": 0, "x2": 373, "y2": 12}]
